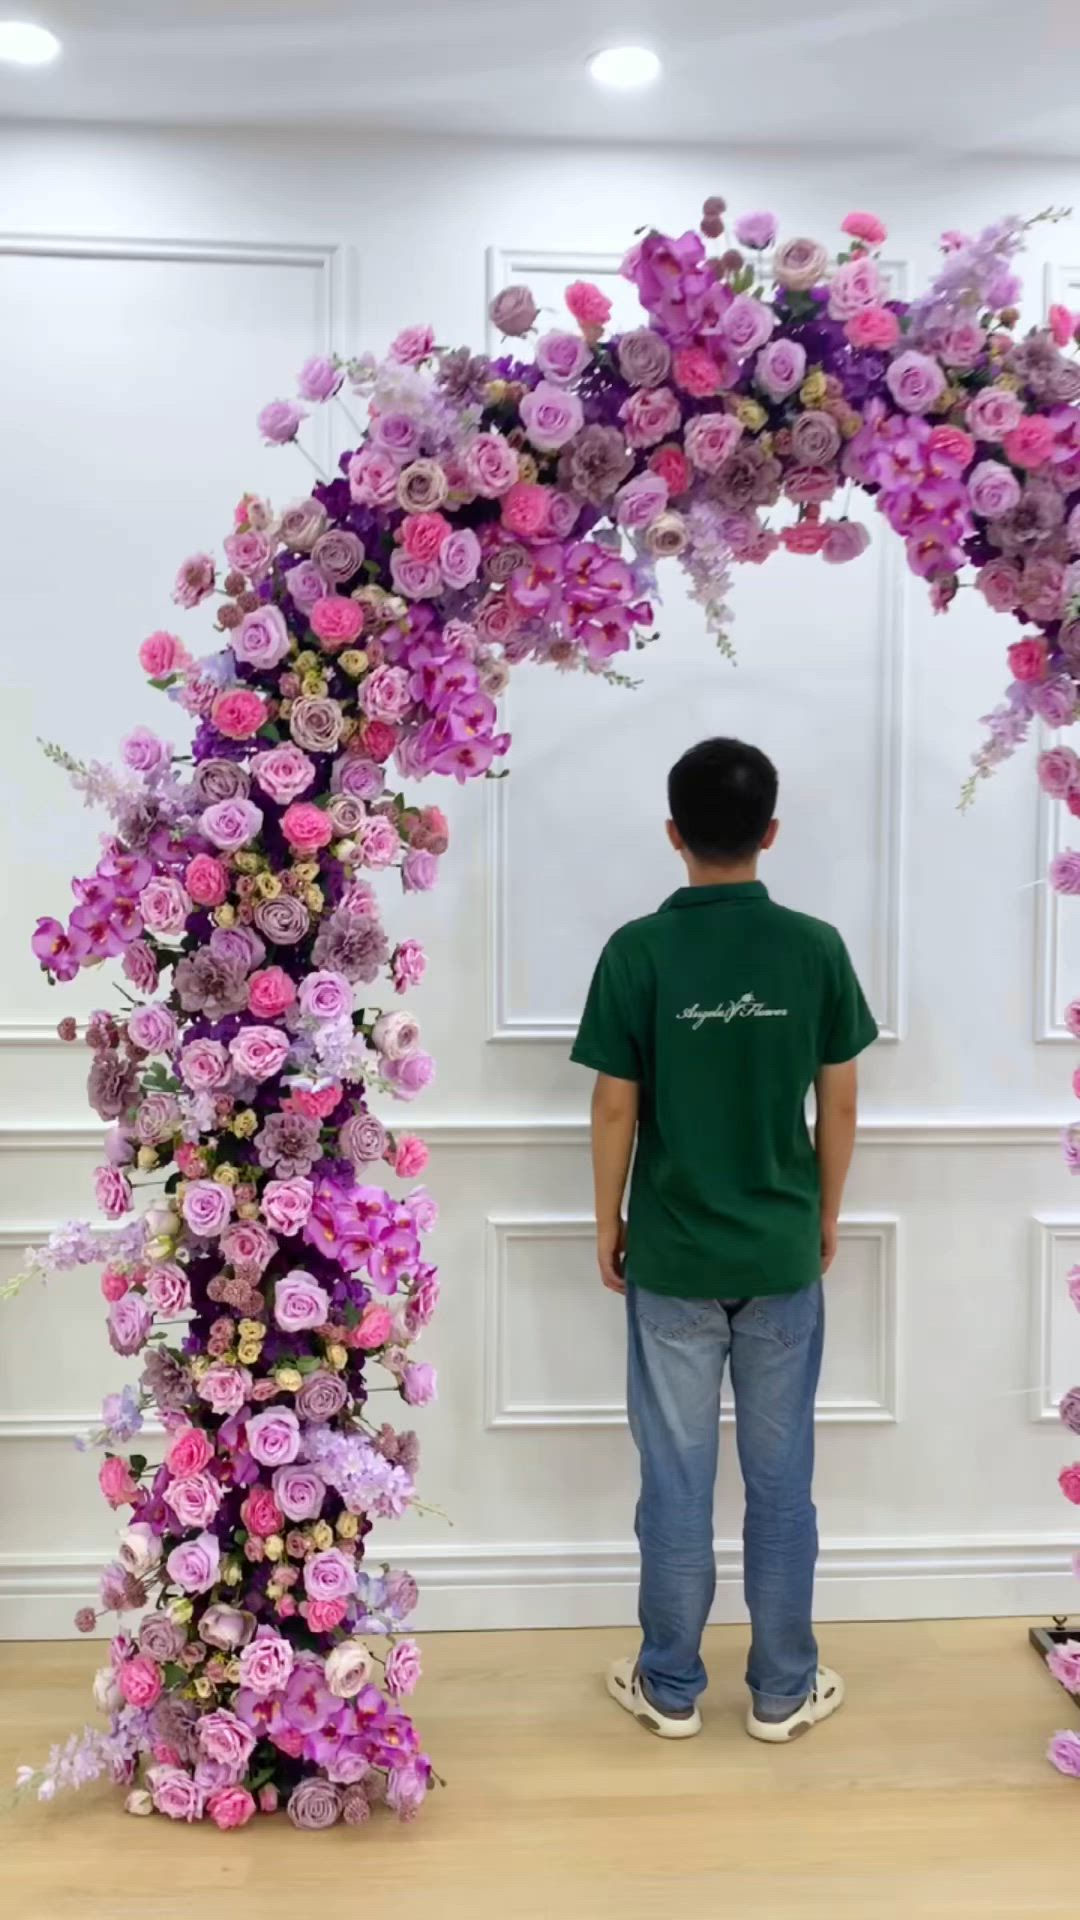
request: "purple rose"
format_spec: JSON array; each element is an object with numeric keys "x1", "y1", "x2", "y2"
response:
[
  {"x1": 722, "y1": 295, "x2": 775, "y2": 358},
  {"x1": 297, "y1": 354, "x2": 342, "y2": 402},
  {"x1": 403, "y1": 849, "x2": 438, "y2": 893},
  {"x1": 196, "y1": 1708, "x2": 256, "y2": 1776},
  {"x1": 333, "y1": 759, "x2": 383, "y2": 807},
  {"x1": 121, "y1": 727, "x2": 169, "y2": 776},
  {"x1": 232, "y1": 605, "x2": 291, "y2": 671},
  {"x1": 238, "y1": 1627, "x2": 295, "y2": 1695},
  {"x1": 108, "y1": 1293, "x2": 153, "y2": 1356},
  {"x1": 289, "y1": 696, "x2": 344, "y2": 755},
  {"x1": 390, "y1": 549, "x2": 442, "y2": 600},
  {"x1": 1053, "y1": 851, "x2": 1080, "y2": 896},
  {"x1": 375, "y1": 411, "x2": 422, "y2": 464},
  {"x1": 200, "y1": 798, "x2": 263, "y2": 852},
  {"x1": 440, "y1": 528, "x2": 482, "y2": 590},
  {"x1": 386, "y1": 1759, "x2": 429, "y2": 1821},
  {"x1": 127, "y1": 1002, "x2": 178, "y2": 1055},
  {"x1": 296, "y1": 1371, "x2": 349, "y2": 1423},
  {"x1": 246, "y1": 1406, "x2": 301, "y2": 1467},
  {"x1": 210, "y1": 924, "x2": 264, "y2": 970},
  {"x1": 254, "y1": 896, "x2": 312, "y2": 947},
  {"x1": 273, "y1": 1270, "x2": 331, "y2": 1334},
  {"x1": 734, "y1": 210, "x2": 778, "y2": 250},
  {"x1": 135, "y1": 1092, "x2": 181, "y2": 1145},
  {"x1": 166, "y1": 1531, "x2": 221, "y2": 1595},
  {"x1": 384, "y1": 1638, "x2": 422, "y2": 1696},
  {"x1": 519, "y1": 381, "x2": 584, "y2": 452},
  {"x1": 967, "y1": 460, "x2": 1022, "y2": 520},
  {"x1": 182, "y1": 1180, "x2": 233, "y2": 1238},
  {"x1": 384, "y1": 1050, "x2": 436, "y2": 1100},
  {"x1": 886, "y1": 351, "x2": 947, "y2": 416},
  {"x1": 489, "y1": 284, "x2": 539, "y2": 337},
  {"x1": 298, "y1": 970, "x2": 353, "y2": 1021},
  {"x1": 257, "y1": 399, "x2": 306, "y2": 445},
  {"x1": 313, "y1": 528, "x2": 365, "y2": 583},
  {"x1": 402, "y1": 1362, "x2": 437, "y2": 1407},
  {"x1": 1033, "y1": 678, "x2": 1077, "y2": 729},
  {"x1": 615, "y1": 471, "x2": 669, "y2": 531},
  {"x1": 304, "y1": 1547, "x2": 357, "y2": 1602},
  {"x1": 535, "y1": 330, "x2": 590, "y2": 387},
  {"x1": 284, "y1": 559, "x2": 326, "y2": 612},
  {"x1": 164, "y1": 1470, "x2": 223, "y2": 1531},
  {"x1": 1049, "y1": 1730, "x2": 1080, "y2": 1778},
  {"x1": 272, "y1": 1463, "x2": 326, "y2": 1521}
]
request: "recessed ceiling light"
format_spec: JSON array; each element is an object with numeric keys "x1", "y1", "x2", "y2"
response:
[
  {"x1": 0, "y1": 20, "x2": 61, "y2": 66},
  {"x1": 588, "y1": 45, "x2": 661, "y2": 90}
]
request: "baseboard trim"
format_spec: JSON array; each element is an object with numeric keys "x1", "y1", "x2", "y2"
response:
[{"x1": 2, "y1": 1535, "x2": 1075, "y2": 1638}]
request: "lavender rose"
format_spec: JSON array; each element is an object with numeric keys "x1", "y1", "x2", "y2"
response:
[
  {"x1": 134, "y1": 1092, "x2": 181, "y2": 1145},
  {"x1": 273, "y1": 1270, "x2": 331, "y2": 1333},
  {"x1": 108, "y1": 1294, "x2": 153, "y2": 1356},
  {"x1": 519, "y1": 381, "x2": 584, "y2": 452},
  {"x1": 200, "y1": 798, "x2": 263, "y2": 852},
  {"x1": 254, "y1": 896, "x2": 311, "y2": 947},
  {"x1": 285, "y1": 558, "x2": 326, "y2": 613},
  {"x1": 886, "y1": 350, "x2": 947, "y2": 416},
  {"x1": 278, "y1": 497, "x2": 328, "y2": 552},
  {"x1": 246, "y1": 1406, "x2": 301, "y2": 1467},
  {"x1": 304, "y1": 1547, "x2": 357, "y2": 1602},
  {"x1": 968, "y1": 460, "x2": 1022, "y2": 520},
  {"x1": 126, "y1": 1003, "x2": 177, "y2": 1055},
  {"x1": 252, "y1": 743, "x2": 316, "y2": 805},
  {"x1": 296, "y1": 1371, "x2": 349, "y2": 1423},
  {"x1": 616, "y1": 328, "x2": 672, "y2": 389},
  {"x1": 299, "y1": 970, "x2": 353, "y2": 1021},
  {"x1": 182, "y1": 1180, "x2": 233, "y2": 1238},
  {"x1": 755, "y1": 338, "x2": 807, "y2": 403},
  {"x1": 166, "y1": 1531, "x2": 221, "y2": 1595},
  {"x1": 489, "y1": 284, "x2": 539, "y2": 337},
  {"x1": 313, "y1": 528, "x2": 365, "y2": 582},
  {"x1": 238, "y1": 1628, "x2": 295, "y2": 1695},
  {"x1": 289, "y1": 696, "x2": 344, "y2": 755},
  {"x1": 272, "y1": 1462, "x2": 326, "y2": 1521},
  {"x1": 287, "y1": 1778, "x2": 342, "y2": 1830},
  {"x1": 536, "y1": 330, "x2": 590, "y2": 386},
  {"x1": 232, "y1": 605, "x2": 291, "y2": 671}
]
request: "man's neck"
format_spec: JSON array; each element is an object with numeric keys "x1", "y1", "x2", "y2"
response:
[{"x1": 683, "y1": 858, "x2": 760, "y2": 888}]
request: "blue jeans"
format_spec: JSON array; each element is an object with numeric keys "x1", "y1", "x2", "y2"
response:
[{"x1": 626, "y1": 1281, "x2": 824, "y2": 1719}]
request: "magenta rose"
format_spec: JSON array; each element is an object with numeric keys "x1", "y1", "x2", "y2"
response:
[
  {"x1": 273, "y1": 1270, "x2": 331, "y2": 1333},
  {"x1": 182, "y1": 1180, "x2": 233, "y2": 1238},
  {"x1": 232, "y1": 605, "x2": 291, "y2": 671},
  {"x1": 179, "y1": 1037, "x2": 229, "y2": 1091},
  {"x1": 139, "y1": 877, "x2": 192, "y2": 936},
  {"x1": 886, "y1": 351, "x2": 947, "y2": 415},
  {"x1": 200, "y1": 798, "x2": 263, "y2": 852},
  {"x1": 246, "y1": 1406, "x2": 301, "y2": 1468},
  {"x1": 685, "y1": 413, "x2": 744, "y2": 474},
  {"x1": 206, "y1": 1787, "x2": 256, "y2": 1832},
  {"x1": 519, "y1": 380, "x2": 584, "y2": 452},
  {"x1": 304, "y1": 1547, "x2": 357, "y2": 1603},
  {"x1": 197, "y1": 1365, "x2": 252, "y2": 1415},
  {"x1": 967, "y1": 460, "x2": 1022, "y2": 519},
  {"x1": 229, "y1": 1026, "x2": 291, "y2": 1082},
  {"x1": 535, "y1": 330, "x2": 590, "y2": 386},
  {"x1": 754, "y1": 338, "x2": 807, "y2": 403},
  {"x1": 261, "y1": 1177, "x2": 314, "y2": 1235},
  {"x1": 237, "y1": 1627, "x2": 295, "y2": 1696},
  {"x1": 127, "y1": 1003, "x2": 177, "y2": 1055},
  {"x1": 108, "y1": 1293, "x2": 153, "y2": 1356},
  {"x1": 298, "y1": 970, "x2": 353, "y2": 1021},
  {"x1": 164, "y1": 1470, "x2": 223, "y2": 1530},
  {"x1": 166, "y1": 1531, "x2": 221, "y2": 1595},
  {"x1": 272, "y1": 1463, "x2": 326, "y2": 1521},
  {"x1": 247, "y1": 967, "x2": 296, "y2": 1019}
]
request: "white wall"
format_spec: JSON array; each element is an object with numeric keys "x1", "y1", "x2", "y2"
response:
[{"x1": 2, "y1": 121, "x2": 1080, "y2": 1632}]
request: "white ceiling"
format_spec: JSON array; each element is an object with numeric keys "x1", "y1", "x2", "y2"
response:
[{"x1": 3, "y1": 0, "x2": 1080, "y2": 154}]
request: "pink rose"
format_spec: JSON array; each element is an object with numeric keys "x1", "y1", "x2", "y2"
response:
[
  {"x1": 121, "y1": 727, "x2": 169, "y2": 777},
  {"x1": 180, "y1": 1038, "x2": 229, "y2": 1091},
  {"x1": 886, "y1": 351, "x2": 947, "y2": 415},
  {"x1": 672, "y1": 347, "x2": 724, "y2": 399},
  {"x1": 212, "y1": 689, "x2": 268, "y2": 741},
  {"x1": 197, "y1": 1709, "x2": 256, "y2": 1776},
  {"x1": 384, "y1": 1639, "x2": 422, "y2": 1697},
  {"x1": 148, "y1": 1765, "x2": 204, "y2": 1822},
  {"x1": 519, "y1": 381, "x2": 584, "y2": 452},
  {"x1": 206, "y1": 1786, "x2": 256, "y2": 1831},
  {"x1": 621, "y1": 385, "x2": 681, "y2": 449},
  {"x1": 500, "y1": 481, "x2": 549, "y2": 539},
  {"x1": 841, "y1": 210, "x2": 887, "y2": 246},
  {"x1": 166, "y1": 1532, "x2": 221, "y2": 1595},
  {"x1": 273, "y1": 1270, "x2": 331, "y2": 1333},
  {"x1": 490, "y1": 284, "x2": 539, "y2": 337},
  {"x1": 251, "y1": 744, "x2": 316, "y2": 805},
  {"x1": 394, "y1": 1134, "x2": 429, "y2": 1179},
  {"x1": 402, "y1": 1362, "x2": 437, "y2": 1407},
  {"x1": 127, "y1": 1003, "x2": 177, "y2": 1054},
  {"x1": 183, "y1": 1181, "x2": 233, "y2": 1238},
  {"x1": 185, "y1": 854, "x2": 228, "y2": 907},
  {"x1": 233, "y1": 605, "x2": 290, "y2": 671},
  {"x1": 943, "y1": 320, "x2": 986, "y2": 368},
  {"x1": 967, "y1": 386, "x2": 1024, "y2": 441},
  {"x1": 108, "y1": 1295, "x2": 151, "y2": 1356},
  {"x1": 391, "y1": 940, "x2": 426, "y2": 993},
  {"x1": 968, "y1": 460, "x2": 1022, "y2": 519},
  {"x1": 464, "y1": 432, "x2": 519, "y2": 498},
  {"x1": 310, "y1": 597, "x2": 365, "y2": 649},
  {"x1": 614, "y1": 471, "x2": 668, "y2": 531},
  {"x1": 1059, "y1": 1463, "x2": 1080, "y2": 1504},
  {"x1": 1007, "y1": 637, "x2": 1047, "y2": 683},
  {"x1": 536, "y1": 330, "x2": 590, "y2": 386},
  {"x1": 361, "y1": 665, "x2": 412, "y2": 724},
  {"x1": 140, "y1": 630, "x2": 190, "y2": 677},
  {"x1": 821, "y1": 520, "x2": 871, "y2": 565},
  {"x1": 754, "y1": 338, "x2": 807, "y2": 403},
  {"x1": 224, "y1": 530, "x2": 271, "y2": 578},
  {"x1": 440, "y1": 528, "x2": 482, "y2": 590},
  {"x1": 246, "y1": 1406, "x2": 301, "y2": 1468},
  {"x1": 100, "y1": 1456, "x2": 139, "y2": 1508},
  {"x1": 257, "y1": 399, "x2": 306, "y2": 445},
  {"x1": 304, "y1": 1548, "x2": 357, "y2": 1603},
  {"x1": 229, "y1": 1025, "x2": 291, "y2": 1082},
  {"x1": 361, "y1": 816, "x2": 402, "y2": 869},
  {"x1": 1021, "y1": 558, "x2": 1067, "y2": 624},
  {"x1": 139, "y1": 876, "x2": 192, "y2": 936},
  {"x1": 355, "y1": 1303, "x2": 392, "y2": 1349},
  {"x1": 389, "y1": 549, "x2": 442, "y2": 600},
  {"x1": 773, "y1": 236, "x2": 830, "y2": 291},
  {"x1": 261, "y1": 1177, "x2": 314, "y2": 1235},
  {"x1": 722, "y1": 295, "x2": 775, "y2": 357},
  {"x1": 348, "y1": 447, "x2": 400, "y2": 508},
  {"x1": 247, "y1": 967, "x2": 297, "y2": 1019},
  {"x1": 977, "y1": 557, "x2": 1023, "y2": 612},
  {"x1": 166, "y1": 1426, "x2": 214, "y2": 1478},
  {"x1": 1004, "y1": 416, "x2": 1055, "y2": 470},
  {"x1": 221, "y1": 1220, "x2": 277, "y2": 1272},
  {"x1": 685, "y1": 412, "x2": 744, "y2": 474},
  {"x1": 200, "y1": 799, "x2": 263, "y2": 853},
  {"x1": 238, "y1": 1628, "x2": 295, "y2": 1695},
  {"x1": 241, "y1": 1486, "x2": 284, "y2": 1538},
  {"x1": 280, "y1": 802, "x2": 332, "y2": 854},
  {"x1": 297, "y1": 354, "x2": 342, "y2": 402},
  {"x1": 734, "y1": 210, "x2": 778, "y2": 250},
  {"x1": 565, "y1": 280, "x2": 612, "y2": 331},
  {"x1": 845, "y1": 306, "x2": 900, "y2": 351},
  {"x1": 197, "y1": 1364, "x2": 252, "y2": 1416},
  {"x1": 164, "y1": 1470, "x2": 223, "y2": 1530},
  {"x1": 384, "y1": 1049, "x2": 435, "y2": 1099},
  {"x1": 389, "y1": 322, "x2": 435, "y2": 365},
  {"x1": 1038, "y1": 747, "x2": 1080, "y2": 797},
  {"x1": 272, "y1": 1463, "x2": 325, "y2": 1521},
  {"x1": 306, "y1": 1598, "x2": 348, "y2": 1633},
  {"x1": 146, "y1": 1263, "x2": 191, "y2": 1315}
]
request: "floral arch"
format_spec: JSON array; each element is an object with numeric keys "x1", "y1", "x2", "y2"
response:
[{"x1": 14, "y1": 193, "x2": 1080, "y2": 1817}]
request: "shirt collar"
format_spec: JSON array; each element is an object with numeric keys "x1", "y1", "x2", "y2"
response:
[{"x1": 660, "y1": 882, "x2": 769, "y2": 912}]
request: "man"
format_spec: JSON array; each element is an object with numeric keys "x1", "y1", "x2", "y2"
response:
[{"x1": 571, "y1": 737, "x2": 877, "y2": 1743}]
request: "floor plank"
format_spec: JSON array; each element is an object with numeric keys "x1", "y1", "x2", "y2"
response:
[{"x1": 1, "y1": 1620, "x2": 1077, "y2": 1920}]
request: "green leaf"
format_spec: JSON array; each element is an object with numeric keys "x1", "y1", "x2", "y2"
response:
[{"x1": 129, "y1": 1454, "x2": 148, "y2": 1477}]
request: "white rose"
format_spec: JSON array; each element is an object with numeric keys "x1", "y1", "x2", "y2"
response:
[
  {"x1": 93, "y1": 1665, "x2": 121, "y2": 1714},
  {"x1": 118, "y1": 1522, "x2": 162, "y2": 1579},
  {"x1": 371, "y1": 1010, "x2": 421, "y2": 1061},
  {"x1": 145, "y1": 1204, "x2": 180, "y2": 1239},
  {"x1": 125, "y1": 1789, "x2": 153, "y2": 1816},
  {"x1": 324, "y1": 1638, "x2": 373, "y2": 1699}
]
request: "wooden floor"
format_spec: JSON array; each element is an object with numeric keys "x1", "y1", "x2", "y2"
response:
[{"x1": 2, "y1": 1620, "x2": 1078, "y2": 1920}]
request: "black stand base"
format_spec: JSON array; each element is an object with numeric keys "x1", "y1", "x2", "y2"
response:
[{"x1": 1029, "y1": 1618, "x2": 1080, "y2": 1710}]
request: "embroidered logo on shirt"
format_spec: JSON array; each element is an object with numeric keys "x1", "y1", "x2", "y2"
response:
[{"x1": 677, "y1": 992, "x2": 788, "y2": 1030}]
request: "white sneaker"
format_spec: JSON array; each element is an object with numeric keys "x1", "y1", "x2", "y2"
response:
[
  {"x1": 746, "y1": 1666, "x2": 845, "y2": 1743},
  {"x1": 606, "y1": 1655, "x2": 703, "y2": 1739}
]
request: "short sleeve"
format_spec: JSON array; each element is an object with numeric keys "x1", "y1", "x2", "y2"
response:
[
  {"x1": 570, "y1": 940, "x2": 644, "y2": 1082},
  {"x1": 821, "y1": 936, "x2": 878, "y2": 1066}
]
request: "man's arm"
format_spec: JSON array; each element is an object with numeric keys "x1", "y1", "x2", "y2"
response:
[
  {"x1": 814, "y1": 1059, "x2": 858, "y2": 1274},
  {"x1": 590, "y1": 1072, "x2": 640, "y2": 1294}
]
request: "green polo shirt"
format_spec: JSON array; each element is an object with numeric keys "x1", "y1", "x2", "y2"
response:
[{"x1": 571, "y1": 883, "x2": 878, "y2": 1299}]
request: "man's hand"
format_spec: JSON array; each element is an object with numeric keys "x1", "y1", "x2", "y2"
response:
[
  {"x1": 597, "y1": 1218, "x2": 627, "y2": 1294},
  {"x1": 820, "y1": 1213, "x2": 839, "y2": 1275}
]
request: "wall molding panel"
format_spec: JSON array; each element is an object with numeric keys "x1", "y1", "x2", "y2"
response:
[{"x1": 1030, "y1": 1212, "x2": 1080, "y2": 1423}]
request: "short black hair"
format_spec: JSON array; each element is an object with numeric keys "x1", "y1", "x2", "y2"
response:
[{"x1": 667, "y1": 738, "x2": 778, "y2": 863}]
